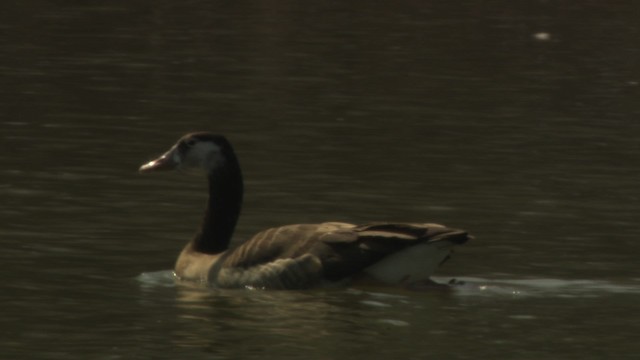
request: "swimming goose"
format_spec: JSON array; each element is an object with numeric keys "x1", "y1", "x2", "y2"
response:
[{"x1": 139, "y1": 132, "x2": 471, "y2": 289}]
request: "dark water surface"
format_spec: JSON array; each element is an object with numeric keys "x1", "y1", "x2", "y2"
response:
[{"x1": 2, "y1": 1, "x2": 639, "y2": 359}]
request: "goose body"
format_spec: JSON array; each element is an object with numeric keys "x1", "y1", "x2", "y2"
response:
[{"x1": 140, "y1": 132, "x2": 471, "y2": 290}]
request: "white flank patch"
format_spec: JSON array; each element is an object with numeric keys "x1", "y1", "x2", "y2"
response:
[{"x1": 364, "y1": 241, "x2": 453, "y2": 284}]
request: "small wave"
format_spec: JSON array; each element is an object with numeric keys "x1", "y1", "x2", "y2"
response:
[
  {"x1": 136, "y1": 270, "x2": 177, "y2": 288},
  {"x1": 377, "y1": 318, "x2": 410, "y2": 327}
]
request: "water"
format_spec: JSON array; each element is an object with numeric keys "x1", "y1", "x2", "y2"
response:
[{"x1": 2, "y1": 1, "x2": 639, "y2": 359}]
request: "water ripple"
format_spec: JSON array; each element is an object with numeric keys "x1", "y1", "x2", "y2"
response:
[{"x1": 437, "y1": 276, "x2": 640, "y2": 297}]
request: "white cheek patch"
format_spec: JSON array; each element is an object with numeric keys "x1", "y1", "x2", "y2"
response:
[
  {"x1": 188, "y1": 142, "x2": 224, "y2": 169},
  {"x1": 172, "y1": 150, "x2": 182, "y2": 163}
]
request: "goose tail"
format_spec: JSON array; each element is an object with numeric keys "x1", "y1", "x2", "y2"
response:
[{"x1": 358, "y1": 223, "x2": 471, "y2": 284}]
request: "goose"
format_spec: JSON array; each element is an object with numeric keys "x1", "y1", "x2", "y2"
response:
[{"x1": 139, "y1": 132, "x2": 471, "y2": 290}]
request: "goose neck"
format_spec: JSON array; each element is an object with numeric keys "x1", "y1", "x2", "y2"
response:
[{"x1": 192, "y1": 160, "x2": 243, "y2": 254}]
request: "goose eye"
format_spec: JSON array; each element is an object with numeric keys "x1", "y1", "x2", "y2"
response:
[{"x1": 185, "y1": 139, "x2": 197, "y2": 147}]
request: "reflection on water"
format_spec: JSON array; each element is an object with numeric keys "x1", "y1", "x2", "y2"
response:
[
  {"x1": 131, "y1": 271, "x2": 640, "y2": 358},
  {"x1": 2, "y1": 0, "x2": 640, "y2": 359},
  {"x1": 137, "y1": 271, "x2": 434, "y2": 355}
]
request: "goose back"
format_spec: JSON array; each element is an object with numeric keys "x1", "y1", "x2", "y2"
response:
[{"x1": 201, "y1": 222, "x2": 468, "y2": 289}]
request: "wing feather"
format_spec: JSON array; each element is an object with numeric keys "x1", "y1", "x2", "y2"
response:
[{"x1": 210, "y1": 222, "x2": 468, "y2": 288}]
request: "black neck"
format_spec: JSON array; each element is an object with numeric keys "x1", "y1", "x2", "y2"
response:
[{"x1": 192, "y1": 154, "x2": 243, "y2": 254}]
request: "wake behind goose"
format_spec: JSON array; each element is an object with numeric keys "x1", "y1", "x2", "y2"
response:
[{"x1": 436, "y1": 276, "x2": 640, "y2": 297}]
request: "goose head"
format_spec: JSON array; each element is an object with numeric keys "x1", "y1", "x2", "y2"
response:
[{"x1": 139, "y1": 132, "x2": 232, "y2": 173}]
